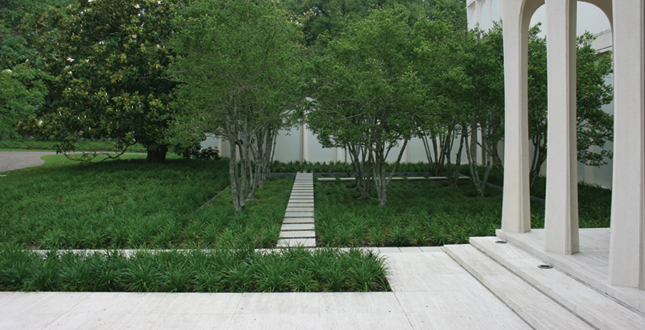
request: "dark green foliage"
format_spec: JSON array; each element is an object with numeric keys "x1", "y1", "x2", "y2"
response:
[
  {"x1": 19, "y1": 0, "x2": 184, "y2": 161},
  {"x1": 0, "y1": 246, "x2": 389, "y2": 292}
]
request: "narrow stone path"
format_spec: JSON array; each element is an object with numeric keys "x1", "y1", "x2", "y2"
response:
[{"x1": 277, "y1": 172, "x2": 316, "y2": 247}]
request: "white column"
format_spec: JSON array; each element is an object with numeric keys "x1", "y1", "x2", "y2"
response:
[
  {"x1": 544, "y1": 0, "x2": 579, "y2": 255},
  {"x1": 500, "y1": 0, "x2": 541, "y2": 233},
  {"x1": 476, "y1": 0, "x2": 483, "y2": 27},
  {"x1": 609, "y1": 1, "x2": 645, "y2": 289}
]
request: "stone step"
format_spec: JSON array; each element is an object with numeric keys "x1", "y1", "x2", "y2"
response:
[
  {"x1": 443, "y1": 244, "x2": 593, "y2": 330},
  {"x1": 277, "y1": 238, "x2": 316, "y2": 248},
  {"x1": 279, "y1": 230, "x2": 316, "y2": 238},
  {"x1": 469, "y1": 237, "x2": 645, "y2": 330},
  {"x1": 281, "y1": 223, "x2": 315, "y2": 231},
  {"x1": 282, "y1": 217, "x2": 315, "y2": 224}
]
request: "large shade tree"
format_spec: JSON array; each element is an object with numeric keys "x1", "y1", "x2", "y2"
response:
[
  {"x1": 170, "y1": 0, "x2": 306, "y2": 212},
  {"x1": 19, "y1": 0, "x2": 181, "y2": 162}
]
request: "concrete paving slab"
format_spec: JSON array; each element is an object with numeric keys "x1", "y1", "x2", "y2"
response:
[
  {"x1": 319, "y1": 292, "x2": 402, "y2": 314},
  {"x1": 281, "y1": 223, "x2": 315, "y2": 231},
  {"x1": 285, "y1": 212, "x2": 314, "y2": 217},
  {"x1": 276, "y1": 238, "x2": 316, "y2": 247},
  {"x1": 279, "y1": 230, "x2": 316, "y2": 238},
  {"x1": 282, "y1": 218, "x2": 314, "y2": 224},
  {"x1": 340, "y1": 177, "x2": 355, "y2": 181},
  {"x1": 317, "y1": 178, "x2": 337, "y2": 182},
  {"x1": 318, "y1": 312, "x2": 413, "y2": 330},
  {"x1": 406, "y1": 177, "x2": 426, "y2": 181},
  {"x1": 150, "y1": 292, "x2": 241, "y2": 314},
  {"x1": 286, "y1": 207, "x2": 314, "y2": 212}
]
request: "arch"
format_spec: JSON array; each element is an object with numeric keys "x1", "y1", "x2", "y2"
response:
[{"x1": 580, "y1": 0, "x2": 613, "y2": 30}]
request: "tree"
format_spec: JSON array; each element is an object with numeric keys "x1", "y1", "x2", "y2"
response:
[
  {"x1": 460, "y1": 24, "x2": 505, "y2": 197},
  {"x1": 526, "y1": 26, "x2": 613, "y2": 190},
  {"x1": 411, "y1": 7, "x2": 471, "y2": 186},
  {"x1": 170, "y1": 0, "x2": 305, "y2": 212},
  {"x1": 308, "y1": 8, "x2": 419, "y2": 206},
  {"x1": 0, "y1": 0, "x2": 70, "y2": 137},
  {"x1": 18, "y1": 0, "x2": 181, "y2": 162}
]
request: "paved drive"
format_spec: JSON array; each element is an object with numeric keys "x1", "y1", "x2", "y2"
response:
[{"x1": 0, "y1": 151, "x2": 55, "y2": 173}]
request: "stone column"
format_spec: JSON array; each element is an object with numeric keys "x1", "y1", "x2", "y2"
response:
[
  {"x1": 544, "y1": 0, "x2": 579, "y2": 255},
  {"x1": 500, "y1": 0, "x2": 542, "y2": 233},
  {"x1": 609, "y1": 1, "x2": 645, "y2": 289}
]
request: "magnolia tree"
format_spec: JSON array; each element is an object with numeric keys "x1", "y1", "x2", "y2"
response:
[
  {"x1": 19, "y1": 0, "x2": 181, "y2": 162},
  {"x1": 170, "y1": 0, "x2": 305, "y2": 212},
  {"x1": 308, "y1": 8, "x2": 420, "y2": 206}
]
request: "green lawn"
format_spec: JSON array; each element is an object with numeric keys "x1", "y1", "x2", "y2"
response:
[
  {"x1": 0, "y1": 155, "x2": 289, "y2": 249},
  {"x1": 314, "y1": 178, "x2": 611, "y2": 247}
]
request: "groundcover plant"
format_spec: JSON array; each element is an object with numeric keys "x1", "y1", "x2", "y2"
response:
[
  {"x1": 0, "y1": 156, "x2": 289, "y2": 249},
  {"x1": 315, "y1": 178, "x2": 611, "y2": 247},
  {"x1": 0, "y1": 246, "x2": 389, "y2": 293}
]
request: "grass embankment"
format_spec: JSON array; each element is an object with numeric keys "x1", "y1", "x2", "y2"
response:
[
  {"x1": 0, "y1": 138, "x2": 148, "y2": 152},
  {"x1": 0, "y1": 155, "x2": 289, "y2": 249},
  {"x1": 0, "y1": 246, "x2": 388, "y2": 292},
  {"x1": 315, "y1": 179, "x2": 611, "y2": 247}
]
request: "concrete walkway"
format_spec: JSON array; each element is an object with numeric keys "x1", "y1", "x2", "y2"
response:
[
  {"x1": 0, "y1": 247, "x2": 531, "y2": 330},
  {"x1": 0, "y1": 151, "x2": 55, "y2": 173}
]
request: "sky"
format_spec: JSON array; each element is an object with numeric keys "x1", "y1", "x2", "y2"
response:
[{"x1": 530, "y1": 2, "x2": 612, "y2": 37}]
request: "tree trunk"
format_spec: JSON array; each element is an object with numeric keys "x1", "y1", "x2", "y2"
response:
[{"x1": 146, "y1": 145, "x2": 168, "y2": 163}]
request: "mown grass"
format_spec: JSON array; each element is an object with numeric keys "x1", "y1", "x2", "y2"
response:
[
  {"x1": 315, "y1": 179, "x2": 611, "y2": 247},
  {"x1": 0, "y1": 245, "x2": 389, "y2": 292},
  {"x1": 0, "y1": 138, "x2": 148, "y2": 152},
  {"x1": 0, "y1": 155, "x2": 290, "y2": 249}
]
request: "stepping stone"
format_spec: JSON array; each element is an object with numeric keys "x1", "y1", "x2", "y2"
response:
[
  {"x1": 281, "y1": 223, "x2": 315, "y2": 231},
  {"x1": 429, "y1": 177, "x2": 448, "y2": 180},
  {"x1": 286, "y1": 207, "x2": 314, "y2": 212},
  {"x1": 282, "y1": 217, "x2": 315, "y2": 224},
  {"x1": 407, "y1": 177, "x2": 426, "y2": 181},
  {"x1": 285, "y1": 212, "x2": 314, "y2": 217},
  {"x1": 277, "y1": 238, "x2": 316, "y2": 247},
  {"x1": 318, "y1": 178, "x2": 336, "y2": 182},
  {"x1": 340, "y1": 177, "x2": 355, "y2": 181},
  {"x1": 279, "y1": 230, "x2": 316, "y2": 238},
  {"x1": 289, "y1": 196, "x2": 314, "y2": 200},
  {"x1": 287, "y1": 205, "x2": 314, "y2": 209},
  {"x1": 391, "y1": 177, "x2": 404, "y2": 181}
]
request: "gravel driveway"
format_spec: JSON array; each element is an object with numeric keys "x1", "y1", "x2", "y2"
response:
[{"x1": 0, "y1": 151, "x2": 56, "y2": 173}]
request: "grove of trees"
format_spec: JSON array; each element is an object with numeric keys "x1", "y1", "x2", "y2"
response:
[{"x1": 0, "y1": 0, "x2": 614, "y2": 208}]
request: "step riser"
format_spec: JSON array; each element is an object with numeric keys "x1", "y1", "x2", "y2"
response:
[
  {"x1": 469, "y1": 237, "x2": 645, "y2": 330},
  {"x1": 443, "y1": 244, "x2": 593, "y2": 330}
]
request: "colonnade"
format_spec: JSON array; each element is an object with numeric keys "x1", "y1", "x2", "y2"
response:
[{"x1": 500, "y1": 0, "x2": 644, "y2": 289}]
